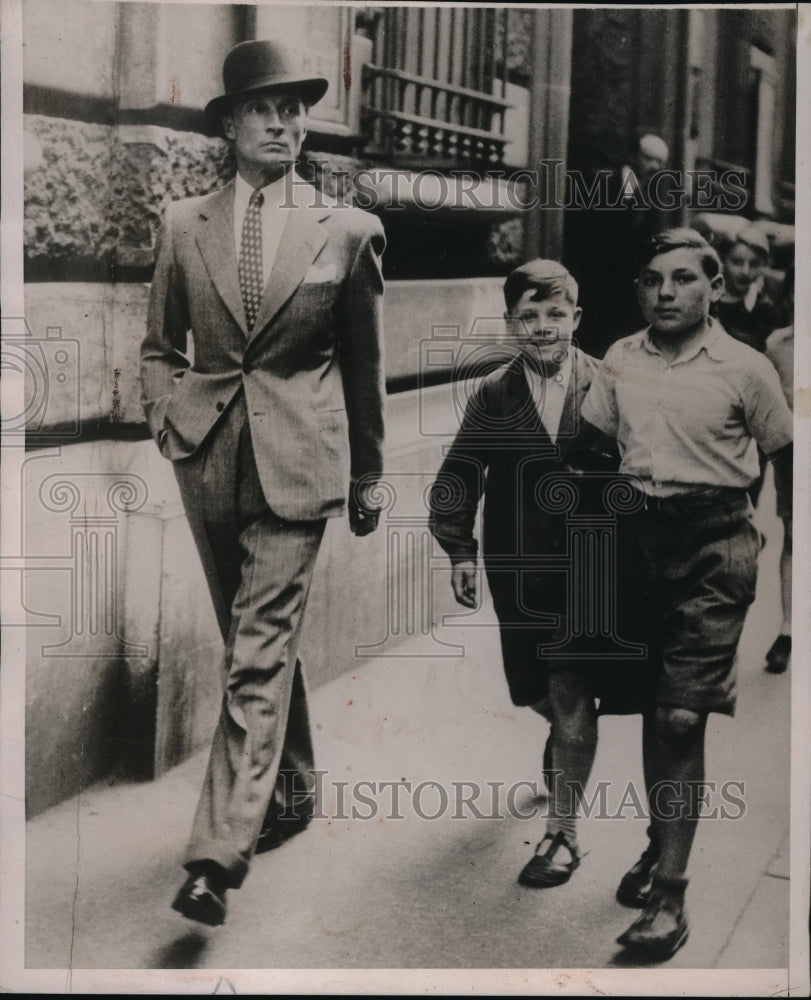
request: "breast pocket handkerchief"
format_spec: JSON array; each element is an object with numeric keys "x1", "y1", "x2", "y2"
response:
[{"x1": 303, "y1": 262, "x2": 337, "y2": 284}]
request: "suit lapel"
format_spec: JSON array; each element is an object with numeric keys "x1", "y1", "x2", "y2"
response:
[
  {"x1": 248, "y1": 207, "x2": 328, "y2": 346},
  {"x1": 195, "y1": 182, "x2": 248, "y2": 333}
]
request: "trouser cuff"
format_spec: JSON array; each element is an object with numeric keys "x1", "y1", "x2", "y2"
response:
[{"x1": 184, "y1": 840, "x2": 249, "y2": 889}]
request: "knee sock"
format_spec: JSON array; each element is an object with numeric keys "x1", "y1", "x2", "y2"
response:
[{"x1": 545, "y1": 737, "x2": 595, "y2": 853}]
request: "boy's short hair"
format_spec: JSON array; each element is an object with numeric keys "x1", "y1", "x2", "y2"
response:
[
  {"x1": 725, "y1": 224, "x2": 771, "y2": 264},
  {"x1": 503, "y1": 259, "x2": 579, "y2": 312},
  {"x1": 640, "y1": 227, "x2": 722, "y2": 280}
]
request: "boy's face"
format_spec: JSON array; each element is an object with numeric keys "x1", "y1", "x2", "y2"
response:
[
  {"x1": 723, "y1": 242, "x2": 765, "y2": 298},
  {"x1": 636, "y1": 247, "x2": 723, "y2": 335},
  {"x1": 508, "y1": 288, "x2": 581, "y2": 368}
]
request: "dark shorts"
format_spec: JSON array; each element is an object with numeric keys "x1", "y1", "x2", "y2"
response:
[{"x1": 618, "y1": 488, "x2": 760, "y2": 716}]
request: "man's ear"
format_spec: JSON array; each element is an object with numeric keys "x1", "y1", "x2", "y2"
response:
[
  {"x1": 709, "y1": 273, "x2": 724, "y2": 302},
  {"x1": 222, "y1": 114, "x2": 236, "y2": 142},
  {"x1": 572, "y1": 306, "x2": 583, "y2": 331}
]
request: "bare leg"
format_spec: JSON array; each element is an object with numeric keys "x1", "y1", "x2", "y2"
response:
[
  {"x1": 779, "y1": 516, "x2": 792, "y2": 635},
  {"x1": 648, "y1": 706, "x2": 706, "y2": 878},
  {"x1": 518, "y1": 670, "x2": 597, "y2": 886},
  {"x1": 766, "y1": 516, "x2": 792, "y2": 673}
]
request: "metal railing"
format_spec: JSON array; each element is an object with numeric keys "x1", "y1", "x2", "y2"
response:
[{"x1": 361, "y1": 7, "x2": 512, "y2": 168}]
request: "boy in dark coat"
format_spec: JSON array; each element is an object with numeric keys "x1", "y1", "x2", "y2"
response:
[{"x1": 429, "y1": 260, "x2": 631, "y2": 878}]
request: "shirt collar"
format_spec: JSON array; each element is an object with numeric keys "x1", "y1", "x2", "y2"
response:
[
  {"x1": 235, "y1": 170, "x2": 293, "y2": 214},
  {"x1": 523, "y1": 348, "x2": 573, "y2": 389},
  {"x1": 640, "y1": 317, "x2": 728, "y2": 364}
]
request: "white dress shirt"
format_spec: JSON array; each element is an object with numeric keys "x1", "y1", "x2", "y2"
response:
[
  {"x1": 523, "y1": 350, "x2": 573, "y2": 443},
  {"x1": 234, "y1": 172, "x2": 292, "y2": 285}
]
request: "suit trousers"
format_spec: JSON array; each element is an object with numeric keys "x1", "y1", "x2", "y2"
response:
[{"x1": 173, "y1": 391, "x2": 327, "y2": 887}]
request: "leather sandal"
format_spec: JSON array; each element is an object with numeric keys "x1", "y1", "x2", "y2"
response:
[{"x1": 518, "y1": 830, "x2": 580, "y2": 888}]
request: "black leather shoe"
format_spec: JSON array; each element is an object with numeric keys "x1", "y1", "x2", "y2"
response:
[
  {"x1": 616, "y1": 880, "x2": 689, "y2": 959},
  {"x1": 255, "y1": 814, "x2": 312, "y2": 855},
  {"x1": 765, "y1": 634, "x2": 791, "y2": 673},
  {"x1": 518, "y1": 830, "x2": 580, "y2": 888},
  {"x1": 616, "y1": 842, "x2": 659, "y2": 907},
  {"x1": 171, "y1": 868, "x2": 228, "y2": 927}
]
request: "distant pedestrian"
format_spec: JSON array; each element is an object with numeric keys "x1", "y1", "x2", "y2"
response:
[
  {"x1": 564, "y1": 132, "x2": 679, "y2": 358},
  {"x1": 714, "y1": 224, "x2": 781, "y2": 353},
  {"x1": 713, "y1": 224, "x2": 783, "y2": 506},
  {"x1": 764, "y1": 263, "x2": 795, "y2": 674}
]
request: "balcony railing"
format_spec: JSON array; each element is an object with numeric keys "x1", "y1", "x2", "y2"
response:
[
  {"x1": 361, "y1": 66, "x2": 510, "y2": 167},
  {"x1": 360, "y1": 6, "x2": 512, "y2": 169}
]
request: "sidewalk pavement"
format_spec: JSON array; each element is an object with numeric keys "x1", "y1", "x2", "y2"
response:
[{"x1": 23, "y1": 497, "x2": 793, "y2": 982}]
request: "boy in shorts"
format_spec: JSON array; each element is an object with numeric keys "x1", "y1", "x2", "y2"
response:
[{"x1": 581, "y1": 228, "x2": 793, "y2": 959}]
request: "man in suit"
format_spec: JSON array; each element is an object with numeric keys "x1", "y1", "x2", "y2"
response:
[
  {"x1": 429, "y1": 260, "x2": 636, "y2": 887},
  {"x1": 140, "y1": 38, "x2": 385, "y2": 926}
]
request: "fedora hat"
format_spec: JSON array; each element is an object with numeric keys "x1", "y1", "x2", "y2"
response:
[{"x1": 205, "y1": 39, "x2": 329, "y2": 119}]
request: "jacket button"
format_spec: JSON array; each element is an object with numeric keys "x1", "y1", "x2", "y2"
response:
[
  {"x1": 242, "y1": 361, "x2": 253, "y2": 375},
  {"x1": 216, "y1": 401, "x2": 225, "y2": 412}
]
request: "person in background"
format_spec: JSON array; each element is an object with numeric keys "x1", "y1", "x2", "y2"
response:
[
  {"x1": 714, "y1": 224, "x2": 783, "y2": 506},
  {"x1": 764, "y1": 263, "x2": 795, "y2": 674},
  {"x1": 714, "y1": 225, "x2": 782, "y2": 353},
  {"x1": 564, "y1": 132, "x2": 677, "y2": 358},
  {"x1": 582, "y1": 228, "x2": 793, "y2": 960}
]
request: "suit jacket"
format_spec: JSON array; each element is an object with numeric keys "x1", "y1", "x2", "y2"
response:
[
  {"x1": 140, "y1": 176, "x2": 386, "y2": 521},
  {"x1": 429, "y1": 348, "x2": 617, "y2": 572}
]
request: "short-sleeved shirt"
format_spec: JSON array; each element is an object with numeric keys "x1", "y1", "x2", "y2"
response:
[{"x1": 581, "y1": 320, "x2": 793, "y2": 497}]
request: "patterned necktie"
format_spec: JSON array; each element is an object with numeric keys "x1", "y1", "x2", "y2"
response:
[{"x1": 238, "y1": 189, "x2": 264, "y2": 331}]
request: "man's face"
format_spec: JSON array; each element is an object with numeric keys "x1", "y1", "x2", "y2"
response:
[
  {"x1": 223, "y1": 89, "x2": 308, "y2": 179},
  {"x1": 636, "y1": 247, "x2": 723, "y2": 335},
  {"x1": 635, "y1": 135, "x2": 669, "y2": 181},
  {"x1": 723, "y1": 242, "x2": 764, "y2": 299},
  {"x1": 508, "y1": 288, "x2": 582, "y2": 368}
]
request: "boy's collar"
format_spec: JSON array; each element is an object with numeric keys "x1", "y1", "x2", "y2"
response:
[{"x1": 641, "y1": 317, "x2": 727, "y2": 363}]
